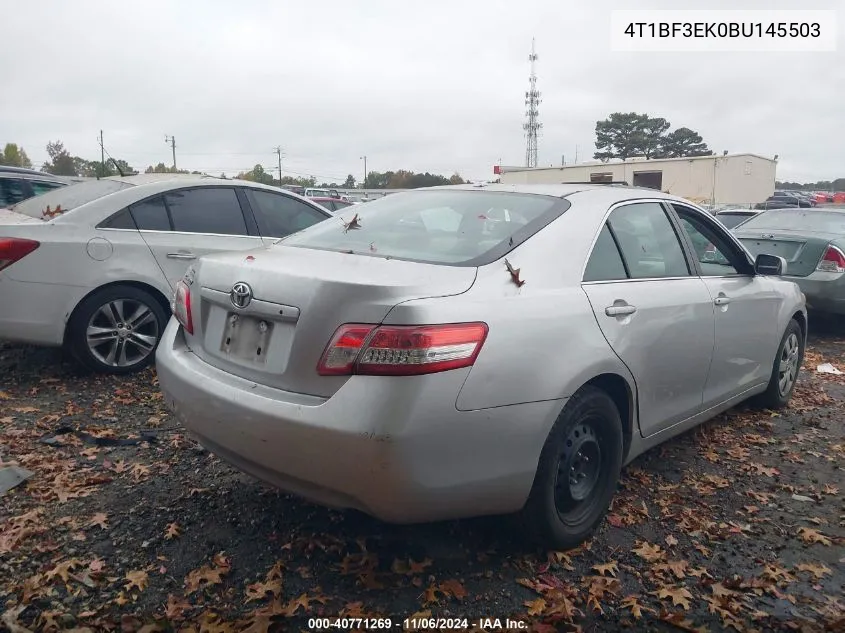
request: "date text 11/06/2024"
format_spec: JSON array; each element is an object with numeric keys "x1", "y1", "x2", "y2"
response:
[{"x1": 307, "y1": 617, "x2": 528, "y2": 630}]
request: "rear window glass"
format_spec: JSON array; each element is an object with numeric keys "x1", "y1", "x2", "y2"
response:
[
  {"x1": 715, "y1": 213, "x2": 755, "y2": 229},
  {"x1": 10, "y1": 179, "x2": 132, "y2": 219},
  {"x1": 279, "y1": 189, "x2": 564, "y2": 265},
  {"x1": 739, "y1": 210, "x2": 845, "y2": 234}
]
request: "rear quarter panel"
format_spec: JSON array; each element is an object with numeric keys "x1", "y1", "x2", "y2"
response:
[
  {"x1": 3, "y1": 221, "x2": 171, "y2": 323},
  {"x1": 382, "y1": 193, "x2": 635, "y2": 412}
]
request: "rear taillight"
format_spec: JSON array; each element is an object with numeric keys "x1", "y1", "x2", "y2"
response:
[
  {"x1": 817, "y1": 245, "x2": 845, "y2": 273},
  {"x1": 317, "y1": 322, "x2": 488, "y2": 376},
  {"x1": 0, "y1": 238, "x2": 40, "y2": 272},
  {"x1": 173, "y1": 280, "x2": 194, "y2": 335}
]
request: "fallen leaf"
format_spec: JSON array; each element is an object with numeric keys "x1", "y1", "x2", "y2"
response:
[
  {"x1": 797, "y1": 527, "x2": 832, "y2": 546},
  {"x1": 165, "y1": 594, "x2": 192, "y2": 620},
  {"x1": 592, "y1": 561, "x2": 618, "y2": 577},
  {"x1": 621, "y1": 595, "x2": 645, "y2": 619},
  {"x1": 524, "y1": 597, "x2": 546, "y2": 616},
  {"x1": 185, "y1": 553, "x2": 232, "y2": 594},
  {"x1": 654, "y1": 585, "x2": 693, "y2": 610},
  {"x1": 795, "y1": 562, "x2": 832, "y2": 579},
  {"x1": 665, "y1": 535, "x2": 679, "y2": 547},
  {"x1": 165, "y1": 523, "x2": 182, "y2": 540},
  {"x1": 125, "y1": 570, "x2": 148, "y2": 592},
  {"x1": 89, "y1": 513, "x2": 108, "y2": 530},
  {"x1": 633, "y1": 541, "x2": 664, "y2": 563},
  {"x1": 439, "y1": 579, "x2": 467, "y2": 600},
  {"x1": 245, "y1": 578, "x2": 282, "y2": 603}
]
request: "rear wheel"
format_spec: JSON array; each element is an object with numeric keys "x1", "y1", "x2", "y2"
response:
[
  {"x1": 523, "y1": 386, "x2": 624, "y2": 550},
  {"x1": 754, "y1": 318, "x2": 804, "y2": 409},
  {"x1": 67, "y1": 285, "x2": 167, "y2": 374}
]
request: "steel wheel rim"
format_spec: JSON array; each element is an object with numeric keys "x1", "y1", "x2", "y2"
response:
[
  {"x1": 777, "y1": 332, "x2": 800, "y2": 397},
  {"x1": 86, "y1": 299, "x2": 159, "y2": 368},
  {"x1": 554, "y1": 419, "x2": 604, "y2": 523}
]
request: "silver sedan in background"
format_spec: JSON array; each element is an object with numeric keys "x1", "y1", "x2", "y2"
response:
[{"x1": 156, "y1": 184, "x2": 806, "y2": 549}]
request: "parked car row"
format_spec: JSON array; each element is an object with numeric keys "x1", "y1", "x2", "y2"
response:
[
  {"x1": 0, "y1": 166, "x2": 71, "y2": 208},
  {"x1": 0, "y1": 180, "x2": 816, "y2": 549},
  {"x1": 0, "y1": 174, "x2": 332, "y2": 373}
]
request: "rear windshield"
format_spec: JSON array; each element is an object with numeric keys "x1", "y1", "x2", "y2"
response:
[
  {"x1": 10, "y1": 179, "x2": 133, "y2": 219},
  {"x1": 716, "y1": 213, "x2": 755, "y2": 229},
  {"x1": 739, "y1": 210, "x2": 845, "y2": 234},
  {"x1": 279, "y1": 189, "x2": 565, "y2": 265}
]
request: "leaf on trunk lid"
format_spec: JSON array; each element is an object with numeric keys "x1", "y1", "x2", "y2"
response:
[
  {"x1": 341, "y1": 213, "x2": 362, "y2": 233},
  {"x1": 504, "y1": 258, "x2": 525, "y2": 287}
]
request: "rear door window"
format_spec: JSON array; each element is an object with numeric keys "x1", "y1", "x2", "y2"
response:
[
  {"x1": 164, "y1": 187, "x2": 248, "y2": 235},
  {"x1": 607, "y1": 202, "x2": 690, "y2": 279},
  {"x1": 130, "y1": 196, "x2": 171, "y2": 231},
  {"x1": 246, "y1": 189, "x2": 328, "y2": 238}
]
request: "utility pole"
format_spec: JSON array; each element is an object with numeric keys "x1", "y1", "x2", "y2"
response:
[
  {"x1": 575, "y1": 145, "x2": 579, "y2": 164},
  {"x1": 360, "y1": 155, "x2": 367, "y2": 188},
  {"x1": 273, "y1": 146, "x2": 284, "y2": 185},
  {"x1": 99, "y1": 130, "x2": 105, "y2": 175},
  {"x1": 165, "y1": 135, "x2": 177, "y2": 170}
]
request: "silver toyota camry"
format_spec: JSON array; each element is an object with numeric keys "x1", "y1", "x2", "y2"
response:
[{"x1": 155, "y1": 184, "x2": 806, "y2": 549}]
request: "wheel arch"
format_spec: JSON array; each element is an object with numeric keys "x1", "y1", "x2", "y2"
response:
[
  {"x1": 582, "y1": 373, "x2": 635, "y2": 462},
  {"x1": 63, "y1": 280, "x2": 172, "y2": 346},
  {"x1": 791, "y1": 309, "x2": 807, "y2": 343}
]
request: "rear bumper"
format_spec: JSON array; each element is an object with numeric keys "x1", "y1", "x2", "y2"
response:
[
  {"x1": 788, "y1": 272, "x2": 845, "y2": 315},
  {"x1": 155, "y1": 319, "x2": 562, "y2": 523},
  {"x1": 0, "y1": 275, "x2": 83, "y2": 345}
]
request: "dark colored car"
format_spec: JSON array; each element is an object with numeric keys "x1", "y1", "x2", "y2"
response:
[
  {"x1": 714, "y1": 209, "x2": 762, "y2": 229},
  {"x1": 755, "y1": 194, "x2": 808, "y2": 210},
  {"x1": 309, "y1": 197, "x2": 356, "y2": 213},
  {"x1": 0, "y1": 166, "x2": 70, "y2": 208}
]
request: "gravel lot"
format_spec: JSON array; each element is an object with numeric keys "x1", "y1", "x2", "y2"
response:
[{"x1": 1, "y1": 318, "x2": 843, "y2": 632}]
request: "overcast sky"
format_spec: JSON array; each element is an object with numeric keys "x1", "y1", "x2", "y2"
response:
[{"x1": 2, "y1": 0, "x2": 842, "y2": 183}]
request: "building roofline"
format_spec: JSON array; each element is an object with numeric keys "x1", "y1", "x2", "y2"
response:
[{"x1": 499, "y1": 152, "x2": 776, "y2": 173}]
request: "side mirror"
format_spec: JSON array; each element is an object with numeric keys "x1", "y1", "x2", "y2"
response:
[{"x1": 755, "y1": 253, "x2": 787, "y2": 276}]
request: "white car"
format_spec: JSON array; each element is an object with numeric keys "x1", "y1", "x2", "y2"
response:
[{"x1": 0, "y1": 174, "x2": 331, "y2": 373}]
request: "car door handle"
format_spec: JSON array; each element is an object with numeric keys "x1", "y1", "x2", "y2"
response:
[
  {"x1": 605, "y1": 305, "x2": 637, "y2": 317},
  {"x1": 714, "y1": 296, "x2": 731, "y2": 306},
  {"x1": 167, "y1": 252, "x2": 196, "y2": 260}
]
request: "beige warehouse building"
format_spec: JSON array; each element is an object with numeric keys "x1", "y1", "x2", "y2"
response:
[{"x1": 497, "y1": 153, "x2": 777, "y2": 206}]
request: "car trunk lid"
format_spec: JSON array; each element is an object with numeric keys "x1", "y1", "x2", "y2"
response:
[
  {"x1": 0, "y1": 208, "x2": 46, "y2": 226},
  {"x1": 184, "y1": 245, "x2": 477, "y2": 397},
  {"x1": 736, "y1": 229, "x2": 834, "y2": 277}
]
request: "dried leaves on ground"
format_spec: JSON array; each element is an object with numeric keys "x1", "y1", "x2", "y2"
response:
[{"x1": 1, "y1": 328, "x2": 843, "y2": 631}]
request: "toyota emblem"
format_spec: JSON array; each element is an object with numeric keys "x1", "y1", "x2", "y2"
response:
[{"x1": 230, "y1": 282, "x2": 253, "y2": 309}]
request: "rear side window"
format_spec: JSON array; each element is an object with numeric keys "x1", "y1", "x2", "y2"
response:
[
  {"x1": 100, "y1": 207, "x2": 137, "y2": 229},
  {"x1": 0, "y1": 178, "x2": 27, "y2": 207},
  {"x1": 583, "y1": 225, "x2": 628, "y2": 281},
  {"x1": 165, "y1": 187, "x2": 247, "y2": 235},
  {"x1": 130, "y1": 196, "x2": 170, "y2": 231},
  {"x1": 247, "y1": 190, "x2": 328, "y2": 238}
]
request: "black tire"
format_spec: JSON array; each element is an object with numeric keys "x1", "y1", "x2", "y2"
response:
[
  {"x1": 67, "y1": 285, "x2": 168, "y2": 375},
  {"x1": 522, "y1": 385, "x2": 624, "y2": 550},
  {"x1": 753, "y1": 318, "x2": 804, "y2": 409}
]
